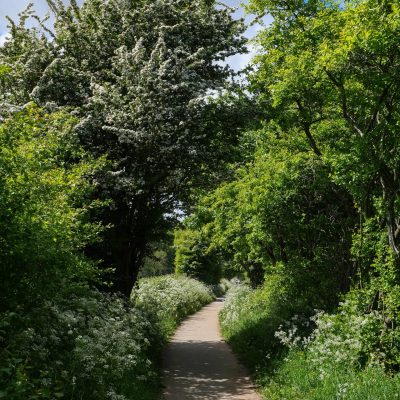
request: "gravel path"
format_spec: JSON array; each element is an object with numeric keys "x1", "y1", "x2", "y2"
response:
[{"x1": 161, "y1": 300, "x2": 261, "y2": 400}]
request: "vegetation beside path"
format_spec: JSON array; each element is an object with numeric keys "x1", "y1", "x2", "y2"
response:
[
  {"x1": 176, "y1": 0, "x2": 400, "y2": 398},
  {"x1": 2, "y1": 0, "x2": 400, "y2": 398},
  {"x1": 220, "y1": 282, "x2": 400, "y2": 400},
  {"x1": 0, "y1": 275, "x2": 213, "y2": 400}
]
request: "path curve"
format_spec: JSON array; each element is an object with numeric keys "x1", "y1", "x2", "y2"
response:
[{"x1": 162, "y1": 300, "x2": 261, "y2": 400}]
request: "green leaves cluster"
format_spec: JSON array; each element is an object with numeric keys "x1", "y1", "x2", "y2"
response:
[
  {"x1": 0, "y1": 0, "x2": 247, "y2": 296},
  {"x1": 0, "y1": 105, "x2": 103, "y2": 309},
  {"x1": 188, "y1": 132, "x2": 354, "y2": 304},
  {"x1": 174, "y1": 227, "x2": 222, "y2": 284}
]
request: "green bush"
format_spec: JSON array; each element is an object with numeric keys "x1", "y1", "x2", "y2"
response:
[
  {"x1": 0, "y1": 105, "x2": 104, "y2": 310},
  {"x1": 0, "y1": 289, "x2": 156, "y2": 400},
  {"x1": 221, "y1": 275, "x2": 400, "y2": 400},
  {"x1": 135, "y1": 274, "x2": 214, "y2": 337},
  {"x1": 261, "y1": 350, "x2": 400, "y2": 400},
  {"x1": 0, "y1": 275, "x2": 213, "y2": 400},
  {"x1": 195, "y1": 141, "x2": 355, "y2": 292},
  {"x1": 220, "y1": 276, "x2": 296, "y2": 369},
  {"x1": 210, "y1": 277, "x2": 235, "y2": 297},
  {"x1": 174, "y1": 228, "x2": 222, "y2": 285}
]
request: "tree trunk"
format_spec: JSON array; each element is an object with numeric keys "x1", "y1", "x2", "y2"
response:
[
  {"x1": 87, "y1": 199, "x2": 152, "y2": 298},
  {"x1": 380, "y1": 168, "x2": 400, "y2": 257},
  {"x1": 115, "y1": 210, "x2": 149, "y2": 297},
  {"x1": 115, "y1": 242, "x2": 145, "y2": 298},
  {"x1": 243, "y1": 261, "x2": 264, "y2": 288}
]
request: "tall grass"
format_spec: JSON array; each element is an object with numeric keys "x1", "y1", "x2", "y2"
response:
[{"x1": 262, "y1": 350, "x2": 400, "y2": 400}]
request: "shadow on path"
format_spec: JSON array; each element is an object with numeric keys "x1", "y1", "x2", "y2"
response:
[{"x1": 162, "y1": 302, "x2": 260, "y2": 400}]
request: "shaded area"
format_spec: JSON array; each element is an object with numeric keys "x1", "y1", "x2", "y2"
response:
[{"x1": 162, "y1": 302, "x2": 260, "y2": 400}]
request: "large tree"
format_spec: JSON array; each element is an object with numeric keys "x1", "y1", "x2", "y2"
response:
[
  {"x1": 0, "y1": 0, "x2": 246, "y2": 296},
  {"x1": 249, "y1": 0, "x2": 400, "y2": 263}
]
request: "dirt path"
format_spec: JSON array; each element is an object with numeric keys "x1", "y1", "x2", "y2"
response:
[{"x1": 161, "y1": 300, "x2": 261, "y2": 400}]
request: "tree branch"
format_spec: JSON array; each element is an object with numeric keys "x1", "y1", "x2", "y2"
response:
[
  {"x1": 295, "y1": 99, "x2": 322, "y2": 156},
  {"x1": 324, "y1": 69, "x2": 365, "y2": 137},
  {"x1": 366, "y1": 83, "x2": 391, "y2": 133}
]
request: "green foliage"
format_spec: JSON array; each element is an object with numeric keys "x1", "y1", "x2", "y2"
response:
[
  {"x1": 220, "y1": 278, "x2": 297, "y2": 370},
  {"x1": 0, "y1": 104, "x2": 103, "y2": 309},
  {"x1": 221, "y1": 282, "x2": 400, "y2": 400},
  {"x1": 135, "y1": 275, "x2": 214, "y2": 337},
  {"x1": 216, "y1": 0, "x2": 400, "y2": 396},
  {"x1": 174, "y1": 227, "x2": 222, "y2": 284},
  {"x1": 0, "y1": 0, "x2": 247, "y2": 295},
  {"x1": 140, "y1": 239, "x2": 175, "y2": 278},
  {"x1": 0, "y1": 275, "x2": 212, "y2": 400},
  {"x1": 196, "y1": 133, "x2": 354, "y2": 297},
  {"x1": 250, "y1": 0, "x2": 400, "y2": 257},
  {"x1": 261, "y1": 350, "x2": 400, "y2": 400},
  {"x1": 268, "y1": 279, "x2": 400, "y2": 397},
  {"x1": 0, "y1": 290, "x2": 153, "y2": 400}
]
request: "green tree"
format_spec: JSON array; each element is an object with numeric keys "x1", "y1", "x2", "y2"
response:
[
  {"x1": 140, "y1": 237, "x2": 175, "y2": 278},
  {"x1": 249, "y1": 0, "x2": 400, "y2": 262},
  {"x1": 174, "y1": 227, "x2": 222, "y2": 284},
  {"x1": 198, "y1": 133, "x2": 355, "y2": 301},
  {"x1": 227, "y1": 0, "x2": 400, "y2": 373},
  {"x1": 1, "y1": 0, "x2": 246, "y2": 296}
]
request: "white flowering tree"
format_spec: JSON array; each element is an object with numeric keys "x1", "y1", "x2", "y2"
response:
[{"x1": 0, "y1": 0, "x2": 246, "y2": 296}]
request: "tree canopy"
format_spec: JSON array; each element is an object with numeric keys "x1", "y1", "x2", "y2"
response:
[
  {"x1": 0, "y1": 0, "x2": 247, "y2": 296},
  {"x1": 2, "y1": 0, "x2": 400, "y2": 398}
]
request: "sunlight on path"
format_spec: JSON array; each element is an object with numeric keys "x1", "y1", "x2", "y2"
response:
[{"x1": 162, "y1": 301, "x2": 261, "y2": 400}]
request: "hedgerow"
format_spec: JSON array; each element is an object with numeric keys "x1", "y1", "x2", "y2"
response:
[
  {"x1": 220, "y1": 280, "x2": 400, "y2": 400},
  {"x1": 0, "y1": 275, "x2": 213, "y2": 400}
]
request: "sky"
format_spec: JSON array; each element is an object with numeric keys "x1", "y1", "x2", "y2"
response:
[{"x1": 0, "y1": 0, "x2": 272, "y2": 71}]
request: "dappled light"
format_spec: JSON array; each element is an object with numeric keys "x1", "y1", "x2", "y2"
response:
[{"x1": 163, "y1": 302, "x2": 260, "y2": 399}]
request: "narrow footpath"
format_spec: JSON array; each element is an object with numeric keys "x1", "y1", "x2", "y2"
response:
[{"x1": 162, "y1": 300, "x2": 261, "y2": 400}]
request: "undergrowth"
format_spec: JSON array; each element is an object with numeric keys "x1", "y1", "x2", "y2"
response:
[
  {"x1": 220, "y1": 280, "x2": 400, "y2": 400},
  {"x1": 0, "y1": 275, "x2": 213, "y2": 400}
]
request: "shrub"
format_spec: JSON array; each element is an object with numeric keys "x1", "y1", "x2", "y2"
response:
[
  {"x1": 0, "y1": 105, "x2": 104, "y2": 311},
  {"x1": 0, "y1": 275, "x2": 213, "y2": 400},
  {"x1": 261, "y1": 349, "x2": 400, "y2": 400},
  {"x1": 135, "y1": 275, "x2": 214, "y2": 337},
  {"x1": 220, "y1": 276, "x2": 296, "y2": 369},
  {"x1": 174, "y1": 228, "x2": 222, "y2": 285},
  {"x1": 0, "y1": 289, "x2": 155, "y2": 400},
  {"x1": 210, "y1": 277, "x2": 235, "y2": 297},
  {"x1": 220, "y1": 275, "x2": 400, "y2": 399}
]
